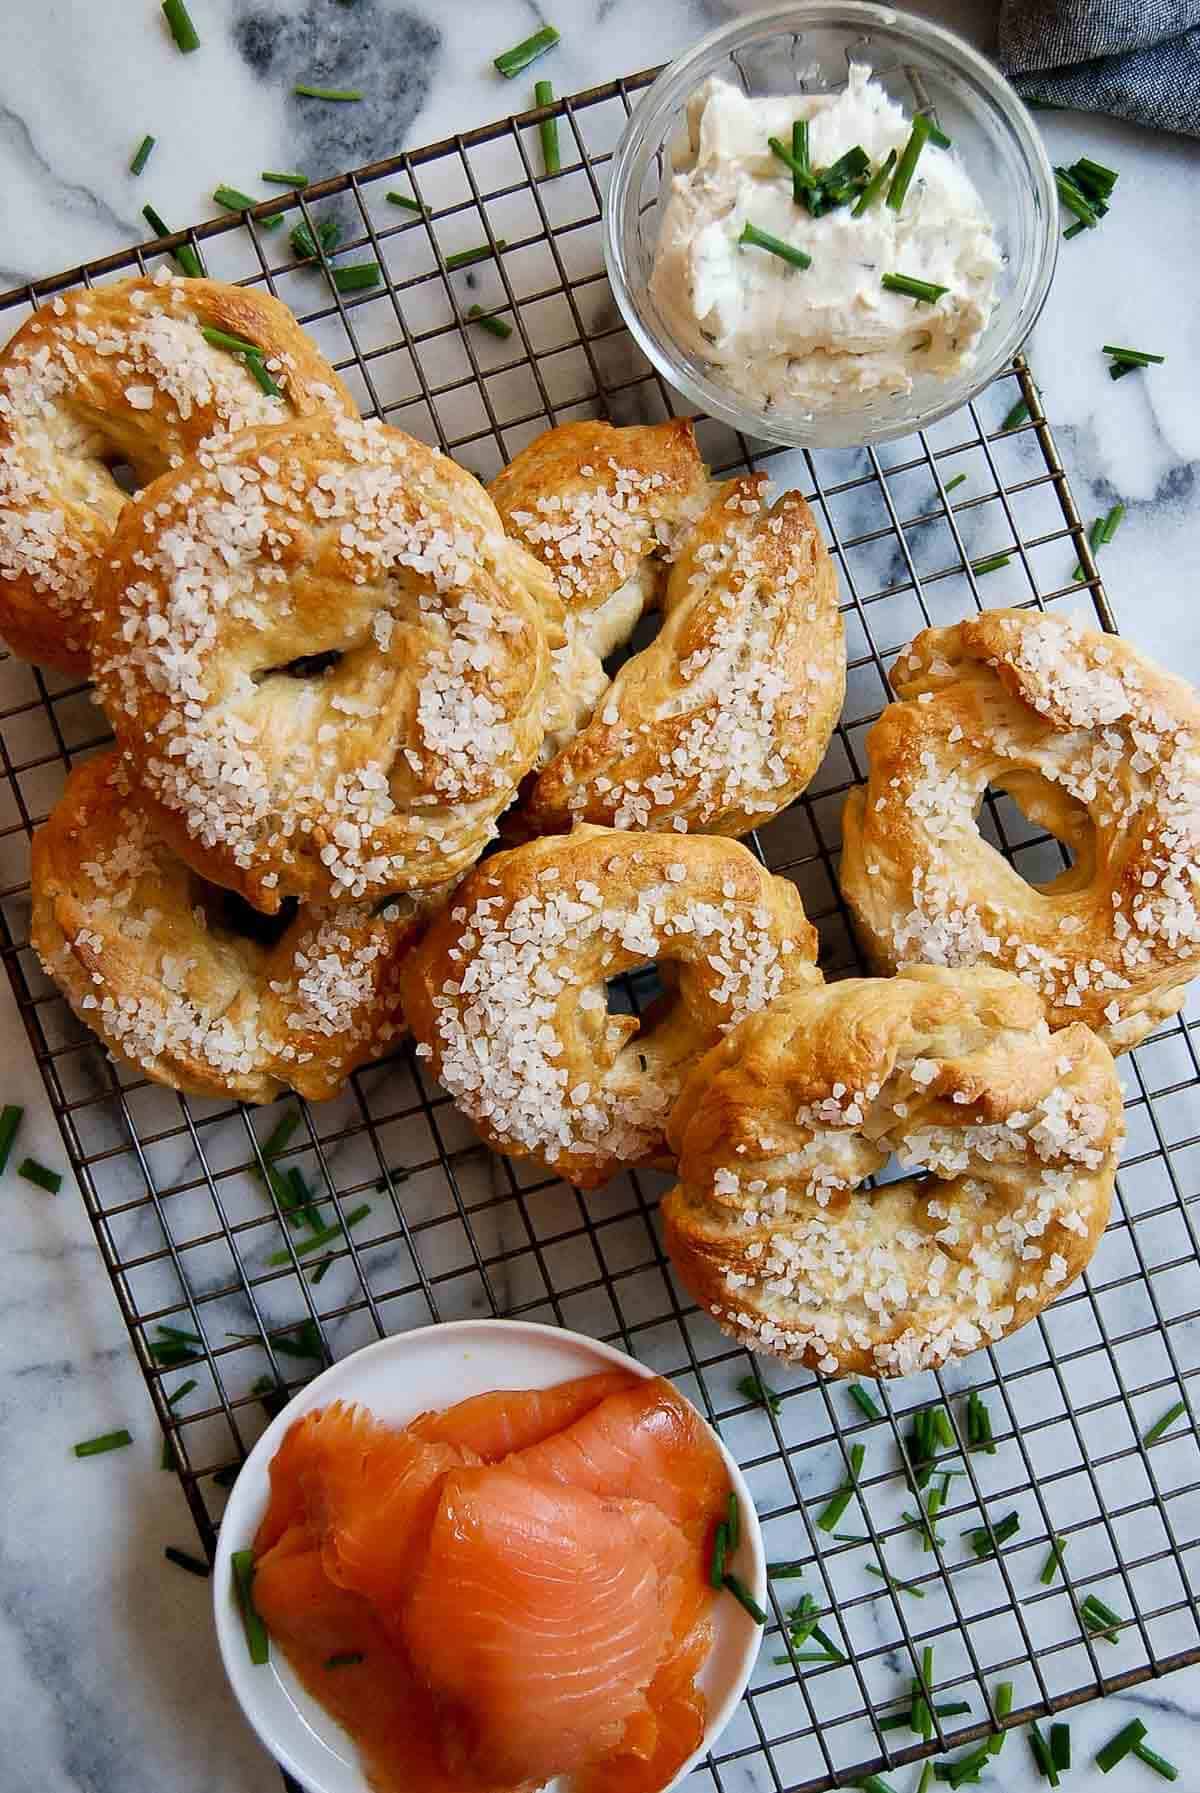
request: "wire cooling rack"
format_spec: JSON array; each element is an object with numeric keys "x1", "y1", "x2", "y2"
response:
[{"x1": 0, "y1": 68, "x2": 1197, "y2": 1793}]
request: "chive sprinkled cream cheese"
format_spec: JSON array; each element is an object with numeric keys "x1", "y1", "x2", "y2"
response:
[{"x1": 650, "y1": 66, "x2": 1001, "y2": 413}]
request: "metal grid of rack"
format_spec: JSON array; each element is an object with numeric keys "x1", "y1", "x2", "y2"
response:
[{"x1": 0, "y1": 69, "x2": 1196, "y2": 1793}]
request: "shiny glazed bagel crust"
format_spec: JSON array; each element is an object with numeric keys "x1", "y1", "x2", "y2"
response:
[
  {"x1": 0, "y1": 273, "x2": 353, "y2": 675},
  {"x1": 664, "y1": 965, "x2": 1123, "y2": 1376}
]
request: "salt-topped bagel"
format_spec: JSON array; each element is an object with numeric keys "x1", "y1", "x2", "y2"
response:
[
  {"x1": 31, "y1": 752, "x2": 430, "y2": 1104},
  {"x1": 491, "y1": 420, "x2": 843, "y2": 837},
  {"x1": 400, "y1": 824, "x2": 821, "y2": 1188},
  {"x1": 840, "y1": 609, "x2": 1200, "y2": 1052},
  {"x1": 663, "y1": 965, "x2": 1123, "y2": 1376},
  {"x1": 91, "y1": 412, "x2": 561, "y2": 913},
  {"x1": 0, "y1": 272, "x2": 354, "y2": 676}
]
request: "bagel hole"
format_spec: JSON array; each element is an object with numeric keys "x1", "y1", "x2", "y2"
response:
[
  {"x1": 604, "y1": 961, "x2": 665, "y2": 1019},
  {"x1": 978, "y1": 772, "x2": 1093, "y2": 894},
  {"x1": 600, "y1": 604, "x2": 662, "y2": 681},
  {"x1": 253, "y1": 649, "x2": 344, "y2": 684},
  {"x1": 198, "y1": 885, "x2": 299, "y2": 949},
  {"x1": 107, "y1": 459, "x2": 140, "y2": 497}
]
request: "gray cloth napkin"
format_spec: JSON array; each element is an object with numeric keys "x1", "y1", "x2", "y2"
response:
[{"x1": 997, "y1": 0, "x2": 1200, "y2": 135}]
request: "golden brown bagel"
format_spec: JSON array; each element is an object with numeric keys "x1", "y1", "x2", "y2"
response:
[
  {"x1": 31, "y1": 752, "x2": 431, "y2": 1104},
  {"x1": 491, "y1": 421, "x2": 843, "y2": 837},
  {"x1": 400, "y1": 825, "x2": 821, "y2": 1188},
  {"x1": 663, "y1": 966, "x2": 1123, "y2": 1376},
  {"x1": 90, "y1": 412, "x2": 561, "y2": 913},
  {"x1": 0, "y1": 273, "x2": 353, "y2": 676},
  {"x1": 840, "y1": 609, "x2": 1200, "y2": 1052}
]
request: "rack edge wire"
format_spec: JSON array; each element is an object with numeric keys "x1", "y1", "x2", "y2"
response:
[{"x1": 0, "y1": 66, "x2": 1189, "y2": 1793}]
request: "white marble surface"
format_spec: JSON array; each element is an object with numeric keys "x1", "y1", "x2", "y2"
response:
[{"x1": 0, "y1": 3, "x2": 1197, "y2": 1791}]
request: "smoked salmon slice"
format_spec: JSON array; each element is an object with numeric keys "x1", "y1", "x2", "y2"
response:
[
  {"x1": 507, "y1": 1376, "x2": 731, "y2": 1543},
  {"x1": 254, "y1": 1529, "x2": 485, "y2": 1793},
  {"x1": 408, "y1": 1369, "x2": 638, "y2": 1460},
  {"x1": 254, "y1": 1399, "x2": 473, "y2": 1611},
  {"x1": 401, "y1": 1463, "x2": 692, "y2": 1788}
]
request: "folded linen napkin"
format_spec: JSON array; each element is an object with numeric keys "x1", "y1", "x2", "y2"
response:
[{"x1": 997, "y1": 0, "x2": 1200, "y2": 135}]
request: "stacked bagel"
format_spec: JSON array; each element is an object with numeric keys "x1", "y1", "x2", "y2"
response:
[{"x1": 10, "y1": 272, "x2": 1198, "y2": 1377}]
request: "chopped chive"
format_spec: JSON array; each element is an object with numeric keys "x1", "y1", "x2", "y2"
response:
[
  {"x1": 1096, "y1": 1717, "x2": 1147, "y2": 1772},
  {"x1": 810, "y1": 1622, "x2": 844, "y2": 1662},
  {"x1": 944, "y1": 472, "x2": 967, "y2": 496},
  {"x1": 200, "y1": 324, "x2": 261, "y2": 357},
  {"x1": 768, "y1": 133, "x2": 813, "y2": 193},
  {"x1": 162, "y1": 0, "x2": 200, "y2": 53},
  {"x1": 1144, "y1": 1399, "x2": 1187, "y2": 1445},
  {"x1": 130, "y1": 136, "x2": 156, "y2": 177},
  {"x1": 923, "y1": 1484, "x2": 947, "y2": 1550},
  {"x1": 262, "y1": 170, "x2": 309, "y2": 187},
  {"x1": 294, "y1": 84, "x2": 362, "y2": 101},
  {"x1": 1081, "y1": 1592, "x2": 1123, "y2": 1641},
  {"x1": 18, "y1": 1157, "x2": 61, "y2": 1194},
  {"x1": 0, "y1": 1104, "x2": 23, "y2": 1173},
  {"x1": 386, "y1": 190, "x2": 425, "y2": 212},
  {"x1": 141, "y1": 205, "x2": 204, "y2": 277},
  {"x1": 932, "y1": 1408, "x2": 955, "y2": 1451},
  {"x1": 1000, "y1": 398, "x2": 1030, "y2": 432},
  {"x1": 832, "y1": 1533, "x2": 871, "y2": 1544},
  {"x1": 918, "y1": 1768, "x2": 934, "y2": 1793},
  {"x1": 787, "y1": 1592, "x2": 818, "y2": 1646},
  {"x1": 1072, "y1": 513, "x2": 1107, "y2": 581},
  {"x1": 971, "y1": 553, "x2": 1011, "y2": 576},
  {"x1": 726, "y1": 1491, "x2": 741, "y2": 1555},
  {"x1": 817, "y1": 1442, "x2": 865, "y2": 1532},
  {"x1": 1055, "y1": 168, "x2": 1097, "y2": 227},
  {"x1": 291, "y1": 214, "x2": 340, "y2": 262},
  {"x1": 966, "y1": 1391, "x2": 996, "y2": 1453},
  {"x1": 738, "y1": 1371, "x2": 782, "y2": 1415},
  {"x1": 324, "y1": 1651, "x2": 364, "y2": 1669},
  {"x1": 1133, "y1": 1740, "x2": 1180, "y2": 1781},
  {"x1": 722, "y1": 1572, "x2": 767, "y2": 1624},
  {"x1": 331, "y1": 261, "x2": 382, "y2": 293},
  {"x1": 865, "y1": 1563, "x2": 924, "y2": 1598},
  {"x1": 494, "y1": 25, "x2": 559, "y2": 78},
  {"x1": 963, "y1": 1510, "x2": 1020, "y2": 1558},
  {"x1": 1039, "y1": 1537, "x2": 1067, "y2": 1585},
  {"x1": 852, "y1": 149, "x2": 896, "y2": 217},
  {"x1": 792, "y1": 118, "x2": 812, "y2": 203},
  {"x1": 988, "y1": 1680, "x2": 1013, "y2": 1753},
  {"x1": 309, "y1": 1256, "x2": 334, "y2": 1284},
  {"x1": 283, "y1": 1166, "x2": 321, "y2": 1234},
  {"x1": 858, "y1": 1778, "x2": 899, "y2": 1793},
  {"x1": 165, "y1": 1545, "x2": 211, "y2": 1578},
  {"x1": 1104, "y1": 344, "x2": 1166, "y2": 367},
  {"x1": 258, "y1": 1108, "x2": 301, "y2": 1168},
  {"x1": 1029, "y1": 1719, "x2": 1060, "y2": 1785},
  {"x1": 1100, "y1": 500, "x2": 1125, "y2": 543},
  {"x1": 148, "y1": 1337, "x2": 199, "y2": 1367},
  {"x1": 213, "y1": 185, "x2": 257, "y2": 212},
  {"x1": 767, "y1": 1560, "x2": 806, "y2": 1578},
  {"x1": 375, "y1": 1163, "x2": 411, "y2": 1191},
  {"x1": 244, "y1": 355, "x2": 281, "y2": 396},
  {"x1": 157, "y1": 1323, "x2": 201, "y2": 1343},
  {"x1": 738, "y1": 221, "x2": 812, "y2": 271},
  {"x1": 445, "y1": 239, "x2": 508, "y2": 270},
  {"x1": 710, "y1": 1521, "x2": 728, "y2": 1590},
  {"x1": 166, "y1": 1377, "x2": 198, "y2": 1408},
  {"x1": 267, "y1": 1203, "x2": 369, "y2": 1265},
  {"x1": 1073, "y1": 156, "x2": 1119, "y2": 196},
  {"x1": 879, "y1": 1701, "x2": 970, "y2": 1731},
  {"x1": 774, "y1": 1649, "x2": 841, "y2": 1665},
  {"x1": 918, "y1": 110, "x2": 952, "y2": 148},
  {"x1": 535, "y1": 80, "x2": 561, "y2": 177},
  {"x1": 74, "y1": 1428, "x2": 134, "y2": 1458},
  {"x1": 271, "y1": 1320, "x2": 324, "y2": 1360},
  {"x1": 1050, "y1": 1723, "x2": 1071, "y2": 1771},
  {"x1": 882, "y1": 271, "x2": 949, "y2": 304},
  {"x1": 848, "y1": 1382, "x2": 881, "y2": 1421},
  {"x1": 160, "y1": 1433, "x2": 176, "y2": 1471},
  {"x1": 887, "y1": 114, "x2": 932, "y2": 211},
  {"x1": 1063, "y1": 218, "x2": 1088, "y2": 240},
  {"x1": 231, "y1": 1548, "x2": 270, "y2": 1665},
  {"x1": 940, "y1": 1744, "x2": 991, "y2": 1786}
]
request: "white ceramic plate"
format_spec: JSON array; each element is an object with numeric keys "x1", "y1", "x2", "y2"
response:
[{"x1": 214, "y1": 1319, "x2": 765, "y2": 1793}]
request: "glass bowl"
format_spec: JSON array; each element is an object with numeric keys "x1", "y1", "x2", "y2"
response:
[{"x1": 603, "y1": 2, "x2": 1057, "y2": 448}]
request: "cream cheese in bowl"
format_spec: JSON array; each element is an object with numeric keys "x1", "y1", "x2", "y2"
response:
[{"x1": 650, "y1": 65, "x2": 1002, "y2": 415}]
